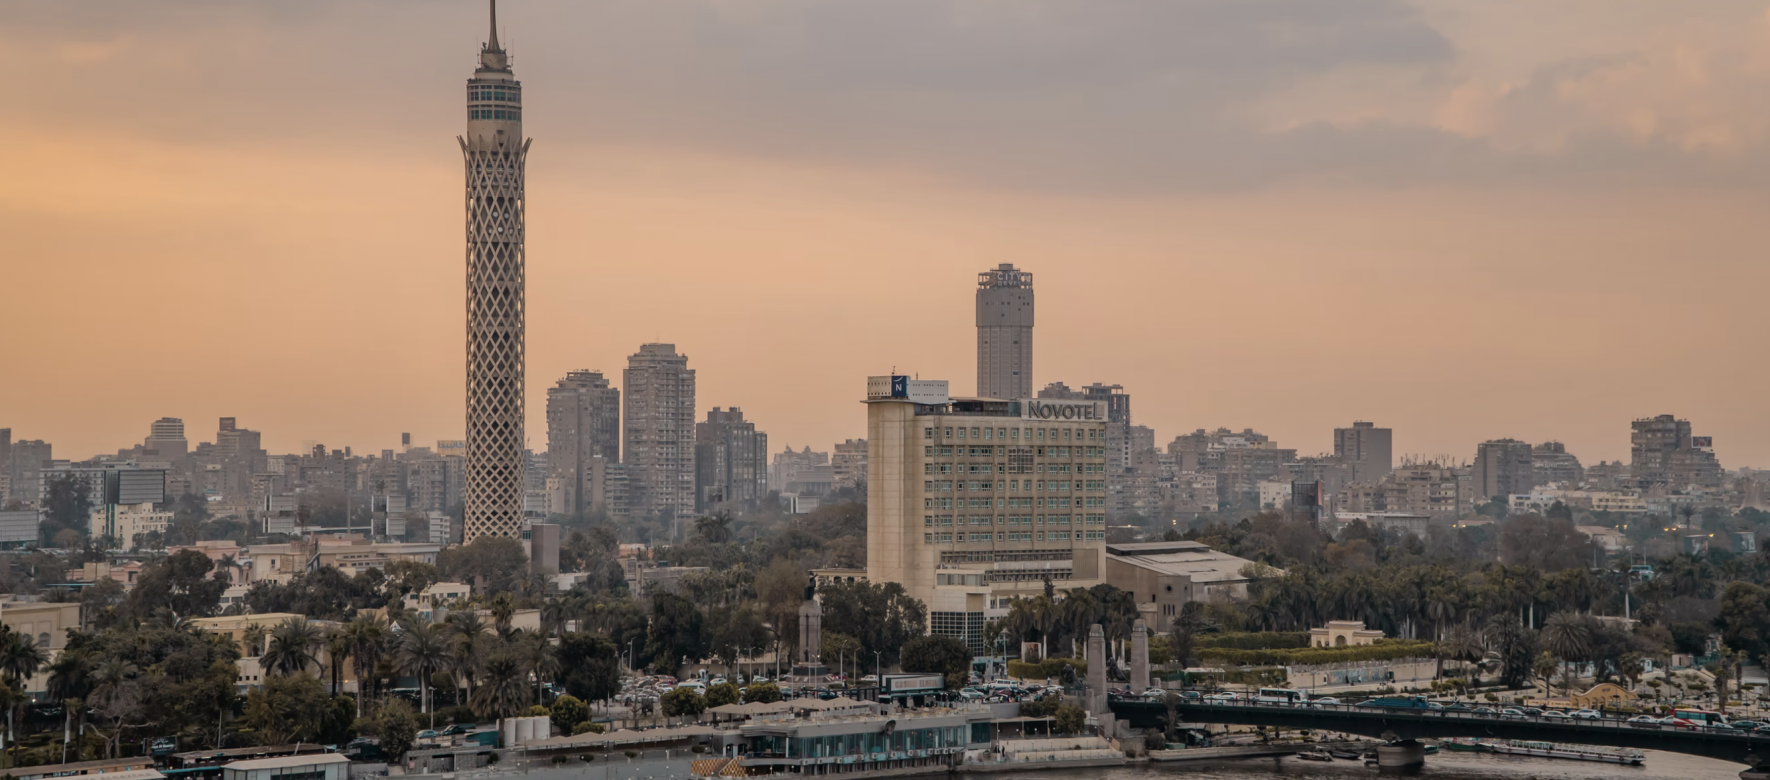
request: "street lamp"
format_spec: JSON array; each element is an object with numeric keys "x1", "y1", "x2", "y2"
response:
[{"x1": 874, "y1": 651, "x2": 882, "y2": 687}]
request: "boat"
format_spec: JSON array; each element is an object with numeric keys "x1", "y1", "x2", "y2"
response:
[
  {"x1": 1438, "y1": 738, "x2": 1493, "y2": 753},
  {"x1": 1296, "y1": 750, "x2": 1333, "y2": 762},
  {"x1": 1328, "y1": 750, "x2": 1362, "y2": 760},
  {"x1": 1421, "y1": 744, "x2": 1439, "y2": 755},
  {"x1": 1491, "y1": 740, "x2": 1645, "y2": 765}
]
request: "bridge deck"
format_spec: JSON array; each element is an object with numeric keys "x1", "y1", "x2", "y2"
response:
[{"x1": 1109, "y1": 698, "x2": 1770, "y2": 765}]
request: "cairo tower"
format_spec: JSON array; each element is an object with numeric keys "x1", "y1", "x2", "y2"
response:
[{"x1": 461, "y1": 0, "x2": 529, "y2": 542}]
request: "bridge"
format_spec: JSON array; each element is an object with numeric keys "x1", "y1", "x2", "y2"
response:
[{"x1": 1109, "y1": 698, "x2": 1770, "y2": 766}]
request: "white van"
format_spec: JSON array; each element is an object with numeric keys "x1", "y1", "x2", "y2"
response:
[{"x1": 1253, "y1": 688, "x2": 1307, "y2": 706}]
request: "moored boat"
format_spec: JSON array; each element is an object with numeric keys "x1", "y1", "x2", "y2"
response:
[
  {"x1": 1438, "y1": 738, "x2": 1493, "y2": 753},
  {"x1": 1296, "y1": 750, "x2": 1333, "y2": 762},
  {"x1": 1328, "y1": 749, "x2": 1361, "y2": 760},
  {"x1": 1491, "y1": 739, "x2": 1645, "y2": 765}
]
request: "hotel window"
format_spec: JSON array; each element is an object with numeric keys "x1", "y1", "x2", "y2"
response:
[
  {"x1": 957, "y1": 428, "x2": 966, "y2": 439},
  {"x1": 971, "y1": 428, "x2": 980, "y2": 438},
  {"x1": 925, "y1": 428, "x2": 933, "y2": 439},
  {"x1": 945, "y1": 428, "x2": 953, "y2": 437}
]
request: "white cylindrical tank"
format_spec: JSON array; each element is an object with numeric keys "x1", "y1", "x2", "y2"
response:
[
  {"x1": 517, "y1": 717, "x2": 536, "y2": 744},
  {"x1": 502, "y1": 717, "x2": 518, "y2": 747},
  {"x1": 534, "y1": 715, "x2": 553, "y2": 738}
]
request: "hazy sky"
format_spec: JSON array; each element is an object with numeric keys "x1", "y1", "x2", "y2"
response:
[{"x1": 4, "y1": 0, "x2": 1769, "y2": 468}]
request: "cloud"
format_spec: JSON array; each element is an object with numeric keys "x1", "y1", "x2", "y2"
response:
[{"x1": 5, "y1": 0, "x2": 1770, "y2": 194}]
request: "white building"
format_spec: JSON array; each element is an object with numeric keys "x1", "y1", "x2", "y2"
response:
[{"x1": 90, "y1": 503, "x2": 172, "y2": 548}]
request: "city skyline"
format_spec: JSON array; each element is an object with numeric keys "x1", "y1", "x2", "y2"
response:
[{"x1": 5, "y1": 1, "x2": 1770, "y2": 468}]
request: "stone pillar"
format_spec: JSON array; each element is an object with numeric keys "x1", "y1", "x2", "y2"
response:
[
  {"x1": 1087, "y1": 624, "x2": 1108, "y2": 715},
  {"x1": 798, "y1": 597, "x2": 822, "y2": 665},
  {"x1": 1376, "y1": 740, "x2": 1426, "y2": 769},
  {"x1": 1131, "y1": 620, "x2": 1149, "y2": 693}
]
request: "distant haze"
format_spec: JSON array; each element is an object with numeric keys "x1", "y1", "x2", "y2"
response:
[{"x1": 3, "y1": 1, "x2": 1768, "y2": 467}]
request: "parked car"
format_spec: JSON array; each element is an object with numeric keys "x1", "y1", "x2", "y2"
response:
[
  {"x1": 417, "y1": 730, "x2": 440, "y2": 740},
  {"x1": 1572, "y1": 710, "x2": 1602, "y2": 720},
  {"x1": 1203, "y1": 693, "x2": 1238, "y2": 702},
  {"x1": 1627, "y1": 715, "x2": 1660, "y2": 726},
  {"x1": 1310, "y1": 697, "x2": 1341, "y2": 707},
  {"x1": 1543, "y1": 710, "x2": 1570, "y2": 719},
  {"x1": 1499, "y1": 708, "x2": 1527, "y2": 719},
  {"x1": 1442, "y1": 703, "x2": 1472, "y2": 712}
]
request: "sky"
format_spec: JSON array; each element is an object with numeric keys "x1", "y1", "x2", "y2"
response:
[{"x1": 3, "y1": 0, "x2": 1769, "y2": 469}]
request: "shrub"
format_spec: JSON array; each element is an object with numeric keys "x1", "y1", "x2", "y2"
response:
[
  {"x1": 1196, "y1": 640, "x2": 1437, "y2": 667},
  {"x1": 1019, "y1": 697, "x2": 1060, "y2": 718},
  {"x1": 1053, "y1": 704, "x2": 1087, "y2": 734},
  {"x1": 1143, "y1": 731, "x2": 1166, "y2": 751},
  {"x1": 550, "y1": 696, "x2": 588, "y2": 736},
  {"x1": 573, "y1": 721, "x2": 605, "y2": 735},
  {"x1": 1193, "y1": 632, "x2": 1312, "y2": 650}
]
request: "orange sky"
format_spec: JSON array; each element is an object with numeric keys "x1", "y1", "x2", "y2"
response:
[{"x1": 4, "y1": 0, "x2": 1770, "y2": 468}]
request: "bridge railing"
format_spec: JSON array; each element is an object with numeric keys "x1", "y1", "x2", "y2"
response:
[{"x1": 1110, "y1": 696, "x2": 1763, "y2": 739}]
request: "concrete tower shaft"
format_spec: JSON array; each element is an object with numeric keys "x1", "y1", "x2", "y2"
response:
[
  {"x1": 976, "y1": 263, "x2": 1034, "y2": 400},
  {"x1": 461, "y1": 0, "x2": 529, "y2": 542}
]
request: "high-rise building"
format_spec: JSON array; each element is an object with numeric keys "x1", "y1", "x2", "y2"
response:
[
  {"x1": 545, "y1": 370, "x2": 620, "y2": 518},
  {"x1": 866, "y1": 376, "x2": 1108, "y2": 653},
  {"x1": 1473, "y1": 439, "x2": 1535, "y2": 500},
  {"x1": 7, "y1": 439, "x2": 48, "y2": 506},
  {"x1": 976, "y1": 264, "x2": 1033, "y2": 400},
  {"x1": 0, "y1": 428, "x2": 10, "y2": 478},
  {"x1": 145, "y1": 417, "x2": 189, "y2": 460},
  {"x1": 832, "y1": 439, "x2": 868, "y2": 491},
  {"x1": 624, "y1": 344, "x2": 697, "y2": 525},
  {"x1": 462, "y1": 0, "x2": 530, "y2": 542},
  {"x1": 1632, "y1": 414, "x2": 1692, "y2": 488},
  {"x1": 694, "y1": 407, "x2": 768, "y2": 511},
  {"x1": 1333, "y1": 421, "x2": 1392, "y2": 484},
  {"x1": 1531, "y1": 441, "x2": 1584, "y2": 487}
]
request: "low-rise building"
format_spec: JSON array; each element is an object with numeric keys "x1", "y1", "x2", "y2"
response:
[
  {"x1": 0, "y1": 596, "x2": 81, "y2": 696},
  {"x1": 1101, "y1": 541, "x2": 1273, "y2": 625},
  {"x1": 90, "y1": 503, "x2": 172, "y2": 548},
  {"x1": 404, "y1": 581, "x2": 472, "y2": 621},
  {"x1": 1309, "y1": 621, "x2": 1385, "y2": 648}
]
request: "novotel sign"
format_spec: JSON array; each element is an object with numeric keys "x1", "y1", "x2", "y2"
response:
[{"x1": 1020, "y1": 400, "x2": 1107, "y2": 421}]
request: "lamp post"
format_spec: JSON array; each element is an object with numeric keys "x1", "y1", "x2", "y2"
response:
[{"x1": 875, "y1": 651, "x2": 882, "y2": 687}]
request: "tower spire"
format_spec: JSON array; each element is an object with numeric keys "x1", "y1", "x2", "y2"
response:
[{"x1": 487, "y1": 0, "x2": 501, "y2": 52}]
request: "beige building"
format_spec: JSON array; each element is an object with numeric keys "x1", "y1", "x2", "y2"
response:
[
  {"x1": 90, "y1": 503, "x2": 172, "y2": 548},
  {"x1": 866, "y1": 378, "x2": 1109, "y2": 653},
  {"x1": 404, "y1": 581, "x2": 472, "y2": 622},
  {"x1": 1100, "y1": 541, "x2": 1271, "y2": 627},
  {"x1": 1309, "y1": 620, "x2": 1385, "y2": 647},
  {"x1": 0, "y1": 597, "x2": 79, "y2": 695},
  {"x1": 308, "y1": 536, "x2": 442, "y2": 576}
]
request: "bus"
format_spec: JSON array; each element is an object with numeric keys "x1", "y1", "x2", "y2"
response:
[
  {"x1": 1672, "y1": 709, "x2": 1726, "y2": 727},
  {"x1": 1253, "y1": 688, "x2": 1308, "y2": 706}
]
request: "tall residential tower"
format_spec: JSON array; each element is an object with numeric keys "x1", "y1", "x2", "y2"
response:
[
  {"x1": 462, "y1": 0, "x2": 530, "y2": 541},
  {"x1": 976, "y1": 264, "x2": 1033, "y2": 400}
]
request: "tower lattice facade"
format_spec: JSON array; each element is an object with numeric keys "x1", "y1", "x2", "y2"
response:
[{"x1": 462, "y1": 0, "x2": 529, "y2": 542}]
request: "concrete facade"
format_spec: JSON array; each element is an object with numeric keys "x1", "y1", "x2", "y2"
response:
[
  {"x1": 624, "y1": 344, "x2": 697, "y2": 524},
  {"x1": 461, "y1": 0, "x2": 530, "y2": 542},
  {"x1": 545, "y1": 370, "x2": 620, "y2": 518},
  {"x1": 976, "y1": 264, "x2": 1034, "y2": 400}
]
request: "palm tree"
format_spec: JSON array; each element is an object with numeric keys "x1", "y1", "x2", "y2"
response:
[
  {"x1": 487, "y1": 593, "x2": 518, "y2": 636},
  {"x1": 1541, "y1": 611, "x2": 1591, "y2": 696},
  {"x1": 261, "y1": 618, "x2": 322, "y2": 676},
  {"x1": 88, "y1": 659, "x2": 139, "y2": 759},
  {"x1": 398, "y1": 622, "x2": 449, "y2": 728},
  {"x1": 344, "y1": 614, "x2": 389, "y2": 716},
  {"x1": 469, "y1": 653, "x2": 529, "y2": 721},
  {"x1": 445, "y1": 611, "x2": 488, "y2": 702},
  {"x1": 1440, "y1": 624, "x2": 1484, "y2": 684},
  {"x1": 0, "y1": 631, "x2": 43, "y2": 766},
  {"x1": 323, "y1": 628, "x2": 351, "y2": 696},
  {"x1": 241, "y1": 623, "x2": 269, "y2": 657},
  {"x1": 45, "y1": 647, "x2": 94, "y2": 763},
  {"x1": 516, "y1": 631, "x2": 558, "y2": 705}
]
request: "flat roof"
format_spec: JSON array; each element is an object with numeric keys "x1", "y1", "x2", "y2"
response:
[
  {"x1": 223, "y1": 754, "x2": 350, "y2": 771},
  {"x1": 1106, "y1": 545, "x2": 1273, "y2": 584}
]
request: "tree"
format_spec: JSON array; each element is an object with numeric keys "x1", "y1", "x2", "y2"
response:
[
  {"x1": 437, "y1": 536, "x2": 531, "y2": 592},
  {"x1": 1715, "y1": 581, "x2": 1770, "y2": 658},
  {"x1": 365, "y1": 699, "x2": 418, "y2": 760},
  {"x1": 40, "y1": 473, "x2": 93, "y2": 545},
  {"x1": 397, "y1": 622, "x2": 449, "y2": 727},
  {"x1": 549, "y1": 695, "x2": 588, "y2": 735},
  {"x1": 704, "y1": 682, "x2": 739, "y2": 707},
  {"x1": 343, "y1": 614, "x2": 389, "y2": 714},
  {"x1": 243, "y1": 674, "x2": 331, "y2": 746},
  {"x1": 1483, "y1": 613, "x2": 1539, "y2": 689},
  {"x1": 743, "y1": 681, "x2": 782, "y2": 703},
  {"x1": 556, "y1": 632, "x2": 622, "y2": 706},
  {"x1": 1053, "y1": 703, "x2": 1087, "y2": 734},
  {"x1": 646, "y1": 592, "x2": 709, "y2": 670},
  {"x1": 1167, "y1": 602, "x2": 1217, "y2": 668},
  {"x1": 1541, "y1": 611, "x2": 1592, "y2": 696},
  {"x1": 261, "y1": 618, "x2": 322, "y2": 676},
  {"x1": 900, "y1": 635, "x2": 972, "y2": 691},
  {"x1": 695, "y1": 511, "x2": 735, "y2": 544},
  {"x1": 660, "y1": 688, "x2": 707, "y2": 719},
  {"x1": 819, "y1": 580, "x2": 926, "y2": 666},
  {"x1": 756, "y1": 558, "x2": 807, "y2": 653},
  {"x1": 470, "y1": 653, "x2": 530, "y2": 721}
]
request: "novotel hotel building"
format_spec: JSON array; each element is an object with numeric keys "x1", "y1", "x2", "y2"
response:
[{"x1": 865, "y1": 376, "x2": 1109, "y2": 653}]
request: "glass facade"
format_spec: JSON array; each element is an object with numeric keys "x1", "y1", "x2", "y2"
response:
[{"x1": 751, "y1": 725, "x2": 968, "y2": 759}]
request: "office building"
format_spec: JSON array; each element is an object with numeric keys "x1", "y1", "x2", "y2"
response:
[
  {"x1": 832, "y1": 439, "x2": 868, "y2": 491},
  {"x1": 694, "y1": 407, "x2": 768, "y2": 511},
  {"x1": 771, "y1": 446, "x2": 830, "y2": 494},
  {"x1": 1333, "y1": 421, "x2": 1392, "y2": 483},
  {"x1": 1531, "y1": 441, "x2": 1585, "y2": 487},
  {"x1": 623, "y1": 344, "x2": 696, "y2": 523},
  {"x1": 0, "y1": 428, "x2": 11, "y2": 480},
  {"x1": 7, "y1": 440, "x2": 50, "y2": 506},
  {"x1": 976, "y1": 264, "x2": 1034, "y2": 400},
  {"x1": 462, "y1": 0, "x2": 530, "y2": 542},
  {"x1": 866, "y1": 376, "x2": 1108, "y2": 652},
  {"x1": 145, "y1": 417, "x2": 189, "y2": 460},
  {"x1": 545, "y1": 370, "x2": 620, "y2": 518},
  {"x1": 1631, "y1": 414, "x2": 1723, "y2": 489},
  {"x1": 1473, "y1": 439, "x2": 1535, "y2": 500}
]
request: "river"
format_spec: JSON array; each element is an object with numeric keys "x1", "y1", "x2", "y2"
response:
[{"x1": 965, "y1": 750, "x2": 1750, "y2": 780}]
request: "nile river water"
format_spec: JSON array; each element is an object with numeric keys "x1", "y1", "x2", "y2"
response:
[{"x1": 969, "y1": 750, "x2": 1749, "y2": 780}]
